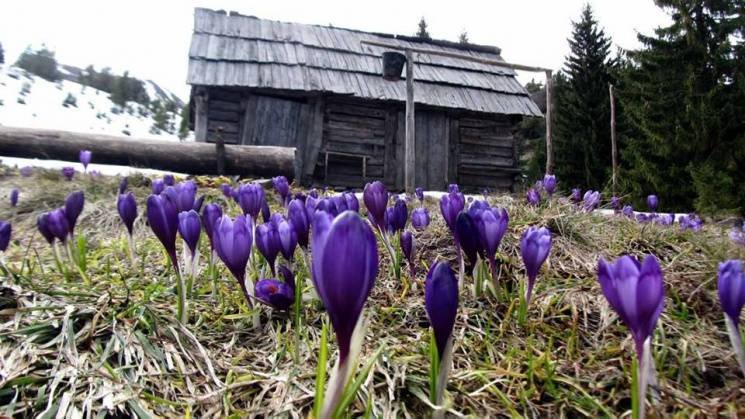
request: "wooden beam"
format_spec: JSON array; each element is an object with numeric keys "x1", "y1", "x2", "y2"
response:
[
  {"x1": 609, "y1": 84, "x2": 618, "y2": 195},
  {"x1": 0, "y1": 126, "x2": 295, "y2": 179},
  {"x1": 194, "y1": 87, "x2": 209, "y2": 142},
  {"x1": 404, "y1": 49, "x2": 416, "y2": 194},
  {"x1": 544, "y1": 70, "x2": 554, "y2": 175}
]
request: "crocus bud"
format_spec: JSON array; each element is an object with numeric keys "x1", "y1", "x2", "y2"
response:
[
  {"x1": 343, "y1": 192, "x2": 359, "y2": 213},
  {"x1": 178, "y1": 210, "x2": 201, "y2": 256},
  {"x1": 261, "y1": 199, "x2": 271, "y2": 223},
  {"x1": 478, "y1": 207, "x2": 509, "y2": 275},
  {"x1": 411, "y1": 207, "x2": 430, "y2": 230},
  {"x1": 79, "y1": 150, "x2": 92, "y2": 169},
  {"x1": 64, "y1": 191, "x2": 84, "y2": 234},
  {"x1": 213, "y1": 215, "x2": 254, "y2": 303},
  {"x1": 0, "y1": 221, "x2": 11, "y2": 252},
  {"x1": 117, "y1": 192, "x2": 138, "y2": 236},
  {"x1": 400, "y1": 230, "x2": 415, "y2": 275},
  {"x1": 570, "y1": 188, "x2": 582, "y2": 203},
  {"x1": 415, "y1": 187, "x2": 424, "y2": 203},
  {"x1": 610, "y1": 196, "x2": 620, "y2": 211},
  {"x1": 312, "y1": 211, "x2": 378, "y2": 362},
  {"x1": 448, "y1": 184, "x2": 459, "y2": 193},
  {"x1": 164, "y1": 181, "x2": 198, "y2": 213},
  {"x1": 598, "y1": 255, "x2": 664, "y2": 359},
  {"x1": 163, "y1": 174, "x2": 175, "y2": 186},
  {"x1": 202, "y1": 203, "x2": 222, "y2": 250},
  {"x1": 20, "y1": 166, "x2": 33, "y2": 177},
  {"x1": 277, "y1": 217, "x2": 298, "y2": 261},
  {"x1": 679, "y1": 213, "x2": 703, "y2": 231},
  {"x1": 256, "y1": 222, "x2": 281, "y2": 275},
  {"x1": 526, "y1": 188, "x2": 540, "y2": 206},
  {"x1": 288, "y1": 199, "x2": 310, "y2": 248},
  {"x1": 61, "y1": 167, "x2": 75, "y2": 181},
  {"x1": 425, "y1": 261, "x2": 458, "y2": 359},
  {"x1": 363, "y1": 181, "x2": 387, "y2": 231},
  {"x1": 47, "y1": 208, "x2": 70, "y2": 243},
  {"x1": 236, "y1": 183, "x2": 265, "y2": 220},
  {"x1": 543, "y1": 174, "x2": 556, "y2": 196},
  {"x1": 455, "y1": 212, "x2": 480, "y2": 267},
  {"x1": 718, "y1": 260, "x2": 745, "y2": 325},
  {"x1": 220, "y1": 183, "x2": 234, "y2": 198},
  {"x1": 192, "y1": 195, "x2": 205, "y2": 213},
  {"x1": 582, "y1": 190, "x2": 600, "y2": 212},
  {"x1": 622, "y1": 205, "x2": 634, "y2": 218},
  {"x1": 146, "y1": 194, "x2": 179, "y2": 270},
  {"x1": 729, "y1": 223, "x2": 745, "y2": 246},
  {"x1": 386, "y1": 198, "x2": 408, "y2": 234},
  {"x1": 647, "y1": 195, "x2": 658, "y2": 212},
  {"x1": 520, "y1": 226, "x2": 552, "y2": 304},
  {"x1": 309, "y1": 188, "x2": 319, "y2": 199},
  {"x1": 37, "y1": 213, "x2": 55, "y2": 244},
  {"x1": 152, "y1": 179, "x2": 165, "y2": 195},
  {"x1": 9, "y1": 188, "x2": 19, "y2": 207},
  {"x1": 272, "y1": 176, "x2": 290, "y2": 206},
  {"x1": 440, "y1": 191, "x2": 465, "y2": 233}
]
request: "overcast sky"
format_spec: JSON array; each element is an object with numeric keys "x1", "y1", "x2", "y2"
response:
[{"x1": 0, "y1": 0, "x2": 671, "y2": 100}]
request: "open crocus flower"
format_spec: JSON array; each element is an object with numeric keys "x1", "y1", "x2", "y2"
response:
[
  {"x1": 363, "y1": 181, "x2": 387, "y2": 232},
  {"x1": 61, "y1": 167, "x2": 75, "y2": 181},
  {"x1": 312, "y1": 211, "x2": 378, "y2": 417},
  {"x1": 178, "y1": 210, "x2": 202, "y2": 277},
  {"x1": 213, "y1": 214, "x2": 254, "y2": 305},
  {"x1": 9, "y1": 188, "x2": 19, "y2": 207},
  {"x1": 0, "y1": 220, "x2": 11, "y2": 254},
  {"x1": 288, "y1": 198, "x2": 310, "y2": 249},
  {"x1": 717, "y1": 260, "x2": 745, "y2": 377},
  {"x1": 424, "y1": 261, "x2": 459, "y2": 417},
  {"x1": 598, "y1": 255, "x2": 664, "y2": 418},
  {"x1": 272, "y1": 175, "x2": 291, "y2": 206},
  {"x1": 79, "y1": 150, "x2": 92, "y2": 171},
  {"x1": 236, "y1": 183, "x2": 265, "y2": 220},
  {"x1": 647, "y1": 195, "x2": 658, "y2": 212},
  {"x1": 520, "y1": 226, "x2": 552, "y2": 305},
  {"x1": 543, "y1": 174, "x2": 556, "y2": 196},
  {"x1": 582, "y1": 190, "x2": 600, "y2": 212},
  {"x1": 64, "y1": 191, "x2": 85, "y2": 236},
  {"x1": 526, "y1": 188, "x2": 540, "y2": 206},
  {"x1": 255, "y1": 265, "x2": 296, "y2": 310},
  {"x1": 411, "y1": 207, "x2": 430, "y2": 230}
]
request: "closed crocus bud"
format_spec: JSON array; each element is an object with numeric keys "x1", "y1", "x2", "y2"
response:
[
  {"x1": 333, "y1": 195, "x2": 348, "y2": 213},
  {"x1": 312, "y1": 211, "x2": 379, "y2": 363},
  {"x1": 163, "y1": 174, "x2": 175, "y2": 186},
  {"x1": 415, "y1": 187, "x2": 424, "y2": 203},
  {"x1": 622, "y1": 205, "x2": 634, "y2": 217},
  {"x1": 570, "y1": 188, "x2": 582, "y2": 203},
  {"x1": 256, "y1": 222, "x2": 281, "y2": 275},
  {"x1": 178, "y1": 210, "x2": 201, "y2": 256},
  {"x1": 400, "y1": 230, "x2": 415, "y2": 276},
  {"x1": 448, "y1": 184, "x2": 460, "y2": 193},
  {"x1": 37, "y1": 213, "x2": 55, "y2": 244},
  {"x1": 582, "y1": 190, "x2": 600, "y2": 212},
  {"x1": 543, "y1": 174, "x2": 556, "y2": 195},
  {"x1": 305, "y1": 195, "x2": 319, "y2": 222},
  {"x1": 526, "y1": 188, "x2": 540, "y2": 206},
  {"x1": 520, "y1": 226, "x2": 552, "y2": 304},
  {"x1": 47, "y1": 208, "x2": 70, "y2": 243},
  {"x1": 411, "y1": 207, "x2": 430, "y2": 230},
  {"x1": 118, "y1": 177, "x2": 128, "y2": 194},
  {"x1": 679, "y1": 213, "x2": 703, "y2": 231},
  {"x1": 61, "y1": 167, "x2": 75, "y2": 181},
  {"x1": 164, "y1": 181, "x2": 198, "y2": 213},
  {"x1": 425, "y1": 261, "x2": 459, "y2": 360},
  {"x1": 146, "y1": 194, "x2": 180, "y2": 270},
  {"x1": 316, "y1": 198, "x2": 338, "y2": 216},
  {"x1": 309, "y1": 188, "x2": 319, "y2": 199},
  {"x1": 0, "y1": 221, "x2": 11, "y2": 252},
  {"x1": 277, "y1": 217, "x2": 298, "y2": 261},
  {"x1": 478, "y1": 208, "x2": 509, "y2": 278},
  {"x1": 343, "y1": 192, "x2": 359, "y2": 213},
  {"x1": 272, "y1": 175, "x2": 290, "y2": 206},
  {"x1": 79, "y1": 150, "x2": 92, "y2": 169},
  {"x1": 363, "y1": 181, "x2": 388, "y2": 231},
  {"x1": 220, "y1": 183, "x2": 234, "y2": 198},
  {"x1": 261, "y1": 199, "x2": 271, "y2": 223},
  {"x1": 213, "y1": 214, "x2": 254, "y2": 303},
  {"x1": 647, "y1": 195, "x2": 658, "y2": 212},
  {"x1": 288, "y1": 199, "x2": 310, "y2": 248},
  {"x1": 236, "y1": 183, "x2": 265, "y2": 220},
  {"x1": 598, "y1": 255, "x2": 665, "y2": 359},
  {"x1": 718, "y1": 260, "x2": 745, "y2": 324},
  {"x1": 388, "y1": 198, "x2": 408, "y2": 233},
  {"x1": 64, "y1": 191, "x2": 84, "y2": 234},
  {"x1": 117, "y1": 192, "x2": 138, "y2": 236},
  {"x1": 440, "y1": 191, "x2": 465, "y2": 233},
  {"x1": 151, "y1": 179, "x2": 165, "y2": 195},
  {"x1": 20, "y1": 166, "x2": 33, "y2": 177},
  {"x1": 202, "y1": 203, "x2": 222, "y2": 250},
  {"x1": 9, "y1": 188, "x2": 19, "y2": 207},
  {"x1": 455, "y1": 212, "x2": 480, "y2": 267},
  {"x1": 192, "y1": 195, "x2": 205, "y2": 213}
]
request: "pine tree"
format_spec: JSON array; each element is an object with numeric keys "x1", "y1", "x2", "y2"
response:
[
  {"x1": 0, "y1": 42, "x2": 5, "y2": 64},
  {"x1": 553, "y1": 5, "x2": 615, "y2": 191},
  {"x1": 178, "y1": 104, "x2": 190, "y2": 140},
  {"x1": 16, "y1": 45, "x2": 60, "y2": 81},
  {"x1": 458, "y1": 30, "x2": 469, "y2": 44},
  {"x1": 621, "y1": 0, "x2": 744, "y2": 214},
  {"x1": 416, "y1": 17, "x2": 431, "y2": 39}
]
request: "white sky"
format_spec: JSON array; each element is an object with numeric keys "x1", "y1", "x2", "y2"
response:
[{"x1": 0, "y1": 0, "x2": 671, "y2": 100}]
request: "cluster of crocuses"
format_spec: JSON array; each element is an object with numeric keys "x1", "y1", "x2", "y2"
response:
[
  {"x1": 36, "y1": 191, "x2": 87, "y2": 279},
  {"x1": 526, "y1": 174, "x2": 556, "y2": 206}
]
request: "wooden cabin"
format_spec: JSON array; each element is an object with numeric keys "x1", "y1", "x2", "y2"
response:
[{"x1": 187, "y1": 8, "x2": 542, "y2": 191}]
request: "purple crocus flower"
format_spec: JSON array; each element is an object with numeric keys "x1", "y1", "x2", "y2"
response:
[
  {"x1": 163, "y1": 174, "x2": 175, "y2": 186},
  {"x1": 448, "y1": 184, "x2": 459, "y2": 193},
  {"x1": 543, "y1": 174, "x2": 556, "y2": 196},
  {"x1": 9, "y1": 188, "x2": 19, "y2": 207},
  {"x1": 520, "y1": 226, "x2": 552, "y2": 304},
  {"x1": 213, "y1": 214, "x2": 254, "y2": 303},
  {"x1": 272, "y1": 176, "x2": 290, "y2": 206},
  {"x1": 61, "y1": 167, "x2": 75, "y2": 181},
  {"x1": 177, "y1": 210, "x2": 201, "y2": 256},
  {"x1": 679, "y1": 214, "x2": 703, "y2": 231},
  {"x1": 440, "y1": 190, "x2": 465, "y2": 233},
  {"x1": 598, "y1": 255, "x2": 665, "y2": 359},
  {"x1": 477, "y1": 207, "x2": 509, "y2": 280},
  {"x1": 647, "y1": 195, "x2": 658, "y2": 212},
  {"x1": 400, "y1": 230, "x2": 415, "y2": 277},
  {"x1": 236, "y1": 183, "x2": 265, "y2": 220},
  {"x1": 202, "y1": 203, "x2": 222, "y2": 251},
  {"x1": 415, "y1": 187, "x2": 424, "y2": 203},
  {"x1": 526, "y1": 188, "x2": 540, "y2": 206},
  {"x1": 0, "y1": 221, "x2": 11, "y2": 252},
  {"x1": 309, "y1": 188, "x2": 319, "y2": 199},
  {"x1": 718, "y1": 260, "x2": 745, "y2": 376},
  {"x1": 332, "y1": 195, "x2": 348, "y2": 213},
  {"x1": 47, "y1": 208, "x2": 70, "y2": 243},
  {"x1": 117, "y1": 192, "x2": 137, "y2": 236},
  {"x1": 20, "y1": 166, "x2": 33, "y2": 177},
  {"x1": 152, "y1": 179, "x2": 165, "y2": 195},
  {"x1": 255, "y1": 266, "x2": 296, "y2": 310},
  {"x1": 455, "y1": 212, "x2": 480, "y2": 268},
  {"x1": 164, "y1": 181, "x2": 198, "y2": 213},
  {"x1": 729, "y1": 223, "x2": 745, "y2": 246},
  {"x1": 146, "y1": 194, "x2": 180, "y2": 271},
  {"x1": 118, "y1": 177, "x2": 128, "y2": 194},
  {"x1": 386, "y1": 198, "x2": 408, "y2": 234},
  {"x1": 411, "y1": 207, "x2": 430, "y2": 230},
  {"x1": 64, "y1": 191, "x2": 84, "y2": 235},
  {"x1": 256, "y1": 221, "x2": 281, "y2": 275},
  {"x1": 570, "y1": 188, "x2": 582, "y2": 203},
  {"x1": 277, "y1": 217, "x2": 298, "y2": 261},
  {"x1": 622, "y1": 205, "x2": 634, "y2": 218},
  {"x1": 582, "y1": 190, "x2": 600, "y2": 212},
  {"x1": 37, "y1": 213, "x2": 55, "y2": 244},
  {"x1": 610, "y1": 196, "x2": 621, "y2": 212},
  {"x1": 288, "y1": 198, "x2": 309, "y2": 248},
  {"x1": 79, "y1": 150, "x2": 92, "y2": 170},
  {"x1": 363, "y1": 181, "x2": 388, "y2": 231},
  {"x1": 192, "y1": 195, "x2": 205, "y2": 213},
  {"x1": 343, "y1": 192, "x2": 360, "y2": 213},
  {"x1": 220, "y1": 183, "x2": 234, "y2": 198},
  {"x1": 425, "y1": 261, "x2": 458, "y2": 360},
  {"x1": 311, "y1": 211, "x2": 378, "y2": 363}
]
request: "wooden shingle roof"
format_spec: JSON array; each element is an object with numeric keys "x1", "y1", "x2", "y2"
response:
[{"x1": 187, "y1": 8, "x2": 542, "y2": 117}]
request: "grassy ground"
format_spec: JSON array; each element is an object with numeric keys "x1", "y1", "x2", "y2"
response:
[{"x1": 0, "y1": 166, "x2": 744, "y2": 418}]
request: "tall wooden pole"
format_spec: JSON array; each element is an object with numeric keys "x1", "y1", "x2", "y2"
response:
[
  {"x1": 544, "y1": 70, "x2": 554, "y2": 175},
  {"x1": 405, "y1": 49, "x2": 416, "y2": 194},
  {"x1": 609, "y1": 84, "x2": 618, "y2": 196}
]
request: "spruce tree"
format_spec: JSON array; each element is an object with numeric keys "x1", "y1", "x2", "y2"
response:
[
  {"x1": 553, "y1": 5, "x2": 614, "y2": 191},
  {"x1": 621, "y1": 0, "x2": 744, "y2": 214},
  {"x1": 416, "y1": 17, "x2": 431, "y2": 39},
  {"x1": 0, "y1": 42, "x2": 5, "y2": 64},
  {"x1": 458, "y1": 30, "x2": 469, "y2": 44}
]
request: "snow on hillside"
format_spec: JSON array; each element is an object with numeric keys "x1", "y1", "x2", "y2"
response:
[{"x1": 0, "y1": 64, "x2": 190, "y2": 176}]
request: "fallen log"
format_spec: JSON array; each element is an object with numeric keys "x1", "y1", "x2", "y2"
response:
[{"x1": 0, "y1": 126, "x2": 296, "y2": 179}]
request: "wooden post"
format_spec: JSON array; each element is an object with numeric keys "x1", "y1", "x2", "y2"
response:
[
  {"x1": 544, "y1": 69, "x2": 554, "y2": 175},
  {"x1": 405, "y1": 49, "x2": 416, "y2": 194},
  {"x1": 609, "y1": 84, "x2": 618, "y2": 195},
  {"x1": 194, "y1": 88, "x2": 209, "y2": 142},
  {"x1": 215, "y1": 127, "x2": 226, "y2": 175}
]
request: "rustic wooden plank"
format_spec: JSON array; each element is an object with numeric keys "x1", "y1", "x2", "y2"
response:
[
  {"x1": 395, "y1": 110, "x2": 405, "y2": 190},
  {"x1": 210, "y1": 99, "x2": 242, "y2": 112},
  {"x1": 383, "y1": 108, "x2": 397, "y2": 186},
  {"x1": 194, "y1": 87, "x2": 209, "y2": 142},
  {"x1": 303, "y1": 96, "x2": 325, "y2": 179},
  {"x1": 208, "y1": 120, "x2": 239, "y2": 134},
  {"x1": 323, "y1": 133, "x2": 384, "y2": 147},
  {"x1": 404, "y1": 49, "x2": 415, "y2": 194},
  {"x1": 208, "y1": 109, "x2": 242, "y2": 122},
  {"x1": 240, "y1": 94, "x2": 258, "y2": 145},
  {"x1": 458, "y1": 155, "x2": 514, "y2": 167},
  {"x1": 449, "y1": 118, "x2": 460, "y2": 186}
]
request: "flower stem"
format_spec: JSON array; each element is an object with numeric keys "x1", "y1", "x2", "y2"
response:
[
  {"x1": 65, "y1": 241, "x2": 90, "y2": 286},
  {"x1": 127, "y1": 233, "x2": 137, "y2": 268},
  {"x1": 175, "y1": 268, "x2": 188, "y2": 323},
  {"x1": 725, "y1": 315, "x2": 745, "y2": 377}
]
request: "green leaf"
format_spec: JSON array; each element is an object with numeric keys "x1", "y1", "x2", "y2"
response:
[
  {"x1": 332, "y1": 345, "x2": 384, "y2": 418},
  {"x1": 313, "y1": 322, "x2": 328, "y2": 419},
  {"x1": 428, "y1": 331, "x2": 439, "y2": 404},
  {"x1": 76, "y1": 235, "x2": 88, "y2": 271}
]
